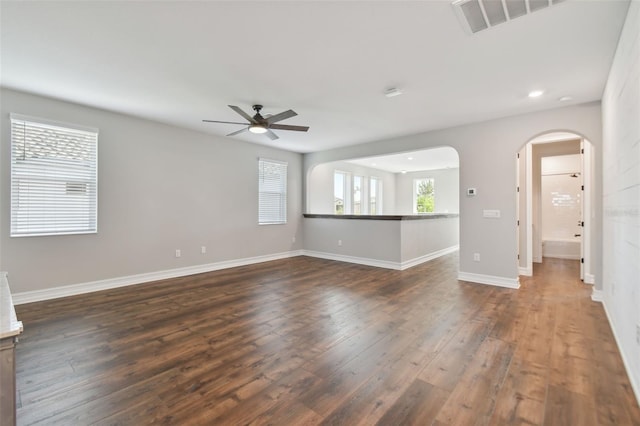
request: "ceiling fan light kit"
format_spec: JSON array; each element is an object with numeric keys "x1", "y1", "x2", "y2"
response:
[
  {"x1": 249, "y1": 124, "x2": 268, "y2": 134},
  {"x1": 203, "y1": 104, "x2": 309, "y2": 140}
]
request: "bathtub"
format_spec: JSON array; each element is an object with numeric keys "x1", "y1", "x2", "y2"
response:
[{"x1": 542, "y1": 238, "x2": 581, "y2": 260}]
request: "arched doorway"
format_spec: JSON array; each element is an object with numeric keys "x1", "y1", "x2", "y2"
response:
[{"x1": 517, "y1": 132, "x2": 595, "y2": 283}]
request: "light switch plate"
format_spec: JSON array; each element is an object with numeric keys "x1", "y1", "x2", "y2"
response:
[{"x1": 483, "y1": 209, "x2": 501, "y2": 218}]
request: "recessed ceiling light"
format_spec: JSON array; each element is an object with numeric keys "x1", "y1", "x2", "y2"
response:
[
  {"x1": 407, "y1": 157, "x2": 413, "y2": 160},
  {"x1": 401, "y1": 170, "x2": 407, "y2": 174},
  {"x1": 385, "y1": 88, "x2": 403, "y2": 98},
  {"x1": 558, "y1": 96, "x2": 572, "y2": 102},
  {"x1": 528, "y1": 90, "x2": 544, "y2": 98},
  {"x1": 372, "y1": 163, "x2": 377, "y2": 166}
]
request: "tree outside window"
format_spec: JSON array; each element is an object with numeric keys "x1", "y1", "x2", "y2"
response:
[{"x1": 414, "y1": 178, "x2": 435, "y2": 213}]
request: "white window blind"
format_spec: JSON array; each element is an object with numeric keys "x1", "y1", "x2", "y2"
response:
[
  {"x1": 258, "y1": 158, "x2": 287, "y2": 225},
  {"x1": 10, "y1": 114, "x2": 98, "y2": 237}
]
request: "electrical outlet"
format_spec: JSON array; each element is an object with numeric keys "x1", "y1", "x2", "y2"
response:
[
  {"x1": 175, "y1": 249, "x2": 181, "y2": 258},
  {"x1": 201, "y1": 246, "x2": 206, "y2": 254},
  {"x1": 473, "y1": 253, "x2": 480, "y2": 262},
  {"x1": 338, "y1": 239, "x2": 343, "y2": 246}
]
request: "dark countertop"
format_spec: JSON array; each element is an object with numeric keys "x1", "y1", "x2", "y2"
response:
[{"x1": 303, "y1": 213, "x2": 459, "y2": 220}]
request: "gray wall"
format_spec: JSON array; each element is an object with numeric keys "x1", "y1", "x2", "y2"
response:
[
  {"x1": 303, "y1": 218, "x2": 401, "y2": 263},
  {"x1": 601, "y1": 0, "x2": 640, "y2": 402},
  {"x1": 304, "y1": 103, "x2": 603, "y2": 283},
  {"x1": 400, "y1": 217, "x2": 459, "y2": 262},
  {"x1": 0, "y1": 88, "x2": 303, "y2": 293}
]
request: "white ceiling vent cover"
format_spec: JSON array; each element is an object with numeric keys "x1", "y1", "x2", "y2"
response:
[{"x1": 452, "y1": 0, "x2": 565, "y2": 34}]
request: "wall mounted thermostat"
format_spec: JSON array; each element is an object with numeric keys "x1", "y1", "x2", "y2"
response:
[{"x1": 467, "y1": 188, "x2": 477, "y2": 196}]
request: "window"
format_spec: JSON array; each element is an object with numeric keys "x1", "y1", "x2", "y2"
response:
[
  {"x1": 413, "y1": 178, "x2": 435, "y2": 213},
  {"x1": 10, "y1": 114, "x2": 98, "y2": 237},
  {"x1": 353, "y1": 175, "x2": 364, "y2": 214},
  {"x1": 334, "y1": 171, "x2": 347, "y2": 214},
  {"x1": 370, "y1": 177, "x2": 382, "y2": 214},
  {"x1": 258, "y1": 158, "x2": 287, "y2": 224}
]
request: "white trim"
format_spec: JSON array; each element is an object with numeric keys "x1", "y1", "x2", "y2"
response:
[
  {"x1": 457, "y1": 271, "x2": 521, "y2": 289},
  {"x1": 10, "y1": 112, "x2": 99, "y2": 134},
  {"x1": 12, "y1": 250, "x2": 304, "y2": 305},
  {"x1": 400, "y1": 245, "x2": 459, "y2": 270},
  {"x1": 590, "y1": 288, "x2": 603, "y2": 302},
  {"x1": 518, "y1": 266, "x2": 533, "y2": 276},
  {"x1": 601, "y1": 298, "x2": 640, "y2": 407},
  {"x1": 526, "y1": 142, "x2": 533, "y2": 276},
  {"x1": 302, "y1": 246, "x2": 459, "y2": 271},
  {"x1": 302, "y1": 250, "x2": 402, "y2": 270},
  {"x1": 542, "y1": 254, "x2": 581, "y2": 260},
  {"x1": 584, "y1": 273, "x2": 595, "y2": 285}
]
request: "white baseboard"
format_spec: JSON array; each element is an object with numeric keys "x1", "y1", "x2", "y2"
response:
[
  {"x1": 301, "y1": 250, "x2": 402, "y2": 270},
  {"x1": 584, "y1": 273, "x2": 595, "y2": 285},
  {"x1": 543, "y1": 254, "x2": 581, "y2": 260},
  {"x1": 12, "y1": 250, "x2": 305, "y2": 305},
  {"x1": 457, "y1": 271, "x2": 520, "y2": 289},
  {"x1": 400, "y1": 245, "x2": 459, "y2": 270},
  {"x1": 591, "y1": 288, "x2": 603, "y2": 302},
  {"x1": 302, "y1": 246, "x2": 459, "y2": 271},
  {"x1": 600, "y1": 298, "x2": 640, "y2": 408},
  {"x1": 518, "y1": 266, "x2": 533, "y2": 276}
]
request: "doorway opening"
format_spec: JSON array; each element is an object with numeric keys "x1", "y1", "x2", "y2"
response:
[{"x1": 517, "y1": 132, "x2": 594, "y2": 283}]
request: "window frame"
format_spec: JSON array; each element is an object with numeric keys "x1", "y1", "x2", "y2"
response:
[
  {"x1": 352, "y1": 175, "x2": 365, "y2": 215},
  {"x1": 369, "y1": 176, "x2": 382, "y2": 215},
  {"x1": 258, "y1": 158, "x2": 288, "y2": 225},
  {"x1": 334, "y1": 170, "x2": 349, "y2": 215},
  {"x1": 10, "y1": 113, "x2": 99, "y2": 237}
]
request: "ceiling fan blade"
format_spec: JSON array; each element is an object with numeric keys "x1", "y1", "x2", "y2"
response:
[
  {"x1": 265, "y1": 129, "x2": 279, "y2": 140},
  {"x1": 266, "y1": 109, "x2": 297, "y2": 125},
  {"x1": 202, "y1": 119, "x2": 249, "y2": 125},
  {"x1": 227, "y1": 127, "x2": 249, "y2": 136},
  {"x1": 229, "y1": 105, "x2": 257, "y2": 123},
  {"x1": 269, "y1": 124, "x2": 309, "y2": 132}
]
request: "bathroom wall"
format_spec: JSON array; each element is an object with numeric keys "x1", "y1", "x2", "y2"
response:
[
  {"x1": 541, "y1": 154, "x2": 582, "y2": 241},
  {"x1": 531, "y1": 139, "x2": 581, "y2": 262}
]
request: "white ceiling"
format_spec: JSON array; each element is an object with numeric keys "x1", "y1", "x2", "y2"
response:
[
  {"x1": 0, "y1": 1, "x2": 630, "y2": 154},
  {"x1": 346, "y1": 146, "x2": 459, "y2": 173}
]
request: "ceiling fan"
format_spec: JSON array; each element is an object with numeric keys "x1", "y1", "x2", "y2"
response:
[{"x1": 203, "y1": 104, "x2": 309, "y2": 140}]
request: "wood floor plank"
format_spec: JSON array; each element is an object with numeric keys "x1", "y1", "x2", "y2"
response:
[
  {"x1": 489, "y1": 357, "x2": 548, "y2": 426},
  {"x1": 318, "y1": 338, "x2": 436, "y2": 425},
  {"x1": 374, "y1": 379, "x2": 450, "y2": 426},
  {"x1": 12, "y1": 254, "x2": 640, "y2": 425},
  {"x1": 417, "y1": 319, "x2": 493, "y2": 391},
  {"x1": 434, "y1": 336, "x2": 515, "y2": 425},
  {"x1": 543, "y1": 385, "x2": 598, "y2": 426}
]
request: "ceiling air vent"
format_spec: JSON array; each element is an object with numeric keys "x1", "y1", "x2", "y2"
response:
[{"x1": 452, "y1": 0, "x2": 565, "y2": 34}]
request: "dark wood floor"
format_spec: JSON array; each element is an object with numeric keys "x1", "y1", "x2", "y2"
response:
[{"x1": 14, "y1": 254, "x2": 640, "y2": 425}]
